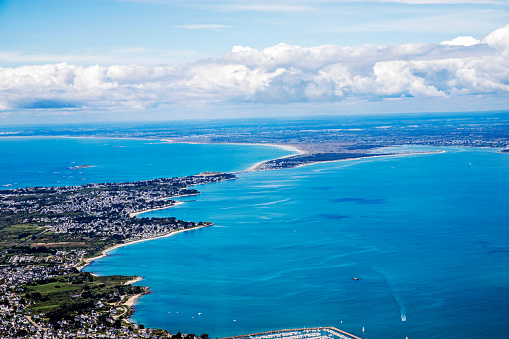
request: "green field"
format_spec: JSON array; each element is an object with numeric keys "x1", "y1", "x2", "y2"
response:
[{"x1": 23, "y1": 272, "x2": 144, "y2": 323}]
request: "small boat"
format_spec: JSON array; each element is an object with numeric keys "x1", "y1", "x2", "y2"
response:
[{"x1": 353, "y1": 277, "x2": 361, "y2": 281}]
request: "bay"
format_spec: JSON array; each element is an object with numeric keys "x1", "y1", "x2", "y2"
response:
[
  {"x1": 86, "y1": 146, "x2": 509, "y2": 339},
  {"x1": 0, "y1": 137, "x2": 293, "y2": 188}
]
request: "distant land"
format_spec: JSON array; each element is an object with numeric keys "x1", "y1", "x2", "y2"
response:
[
  {"x1": 2, "y1": 112, "x2": 508, "y2": 150},
  {"x1": 2, "y1": 112, "x2": 508, "y2": 170}
]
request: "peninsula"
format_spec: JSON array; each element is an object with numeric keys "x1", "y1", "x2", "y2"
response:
[{"x1": 0, "y1": 172, "x2": 234, "y2": 338}]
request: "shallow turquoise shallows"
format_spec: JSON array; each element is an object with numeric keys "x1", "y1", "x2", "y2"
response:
[
  {"x1": 2, "y1": 138, "x2": 508, "y2": 339},
  {"x1": 0, "y1": 137, "x2": 293, "y2": 187}
]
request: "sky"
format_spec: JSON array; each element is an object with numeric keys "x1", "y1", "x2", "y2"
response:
[{"x1": 1, "y1": 0, "x2": 509, "y2": 124}]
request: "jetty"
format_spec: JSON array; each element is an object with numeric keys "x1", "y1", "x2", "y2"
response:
[{"x1": 221, "y1": 327, "x2": 362, "y2": 339}]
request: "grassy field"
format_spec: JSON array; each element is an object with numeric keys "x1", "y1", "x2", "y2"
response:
[{"x1": 22, "y1": 272, "x2": 144, "y2": 321}]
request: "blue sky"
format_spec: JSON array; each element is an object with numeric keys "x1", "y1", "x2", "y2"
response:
[{"x1": 1, "y1": 0, "x2": 509, "y2": 123}]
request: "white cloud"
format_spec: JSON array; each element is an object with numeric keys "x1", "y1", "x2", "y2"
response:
[
  {"x1": 2, "y1": 24, "x2": 509, "y2": 112},
  {"x1": 482, "y1": 24, "x2": 509, "y2": 53},
  {"x1": 441, "y1": 36, "x2": 481, "y2": 46}
]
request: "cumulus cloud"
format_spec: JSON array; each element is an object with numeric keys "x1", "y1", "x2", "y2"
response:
[
  {"x1": 2, "y1": 24, "x2": 509, "y2": 111},
  {"x1": 482, "y1": 24, "x2": 509, "y2": 53},
  {"x1": 440, "y1": 36, "x2": 480, "y2": 46}
]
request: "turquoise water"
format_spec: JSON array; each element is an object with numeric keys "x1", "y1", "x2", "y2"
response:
[
  {"x1": 1, "y1": 138, "x2": 508, "y2": 338},
  {"x1": 85, "y1": 147, "x2": 509, "y2": 339},
  {"x1": 0, "y1": 137, "x2": 293, "y2": 188}
]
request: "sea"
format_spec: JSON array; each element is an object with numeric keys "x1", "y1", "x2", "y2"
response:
[{"x1": 1, "y1": 137, "x2": 509, "y2": 339}]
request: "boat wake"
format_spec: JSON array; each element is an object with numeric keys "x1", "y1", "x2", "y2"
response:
[
  {"x1": 400, "y1": 306, "x2": 407, "y2": 322},
  {"x1": 371, "y1": 266, "x2": 407, "y2": 322}
]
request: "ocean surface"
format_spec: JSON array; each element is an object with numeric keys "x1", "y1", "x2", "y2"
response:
[
  {"x1": 0, "y1": 137, "x2": 293, "y2": 187},
  {"x1": 1, "y1": 138, "x2": 508, "y2": 338}
]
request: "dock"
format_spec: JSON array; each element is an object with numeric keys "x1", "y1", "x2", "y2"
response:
[{"x1": 221, "y1": 327, "x2": 362, "y2": 339}]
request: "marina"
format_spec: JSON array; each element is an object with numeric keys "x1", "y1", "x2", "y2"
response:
[{"x1": 221, "y1": 327, "x2": 362, "y2": 339}]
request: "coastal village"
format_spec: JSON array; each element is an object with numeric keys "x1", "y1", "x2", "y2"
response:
[{"x1": 0, "y1": 172, "x2": 234, "y2": 338}]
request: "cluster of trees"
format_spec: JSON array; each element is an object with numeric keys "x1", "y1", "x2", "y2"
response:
[
  {"x1": 7, "y1": 245, "x2": 57, "y2": 254},
  {"x1": 47, "y1": 300, "x2": 95, "y2": 323},
  {"x1": 170, "y1": 332, "x2": 209, "y2": 339}
]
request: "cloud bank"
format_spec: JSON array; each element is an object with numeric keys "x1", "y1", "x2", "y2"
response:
[{"x1": 1, "y1": 24, "x2": 509, "y2": 113}]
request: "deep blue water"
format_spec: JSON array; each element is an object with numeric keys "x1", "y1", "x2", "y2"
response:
[{"x1": 1, "y1": 138, "x2": 508, "y2": 339}]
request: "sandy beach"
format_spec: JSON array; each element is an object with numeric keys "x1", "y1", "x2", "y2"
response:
[
  {"x1": 124, "y1": 293, "x2": 144, "y2": 308},
  {"x1": 240, "y1": 144, "x2": 305, "y2": 172},
  {"x1": 162, "y1": 139, "x2": 305, "y2": 171},
  {"x1": 124, "y1": 276, "x2": 144, "y2": 285},
  {"x1": 129, "y1": 200, "x2": 186, "y2": 218},
  {"x1": 162, "y1": 139, "x2": 302, "y2": 152},
  {"x1": 76, "y1": 224, "x2": 211, "y2": 271}
]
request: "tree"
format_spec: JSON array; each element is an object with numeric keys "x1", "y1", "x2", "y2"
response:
[{"x1": 16, "y1": 329, "x2": 28, "y2": 337}]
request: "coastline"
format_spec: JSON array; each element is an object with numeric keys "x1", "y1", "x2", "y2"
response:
[
  {"x1": 242, "y1": 147, "x2": 305, "y2": 173},
  {"x1": 76, "y1": 224, "x2": 211, "y2": 271},
  {"x1": 161, "y1": 139, "x2": 305, "y2": 172},
  {"x1": 0, "y1": 135, "x2": 303, "y2": 156},
  {"x1": 32, "y1": 137, "x2": 445, "y2": 333},
  {"x1": 162, "y1": 139, "x2": 304, "y2": 154},
  {"x1": 292, "y1": 150, "x2": 447, "y2": 168},
  {"x1": 124, "y1": 276, "x2": 144, "y2": 286},
  {"x1": 124, "y1": 293, "x2": 145, "y2": 308},
  {"x1": 6, "y1": 135, "x2": 433, "y2": 174},
  {"x1": 129, "y1": 200, "x2": 185, "y2": 218},
  {"x1": 160, "y1": 138, "x2": 306, "y2": 173},
  {"x1": 247, "y1": 150, "x2": 446, "y2": 172},
  {"x1": 78, "y1": 148, "x2": 445, "y2": 270},
  {"x1": 75, "y1": 149, "x2": 439, "y2": 272}
]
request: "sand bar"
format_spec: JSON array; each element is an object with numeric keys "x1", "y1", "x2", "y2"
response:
[
  {"x1": 248, "y1": 150, "x2": 446, "y2": 172},
  {"x1": 124, "y1": 276, "x2": 144, "y2": 286}
]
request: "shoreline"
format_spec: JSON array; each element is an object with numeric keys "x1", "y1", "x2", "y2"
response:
[
  {"x1": 76, "y1": 224, "x2": 211, "y2": 271},
  {"x1": 128, "y1": 192, "x2": 200, "y2": 217},
  {"x1": 0, "y1": 135, "x2": 304, "y2": 156},
  {"x1": 124, "y1": 276, "x2": 144, "y2": 286},
  {"x1": 123, "y1": 293, "x2": 145, "y2": 308},
  {"x1": 129, "y1": 200, "x2": 186, "y2": 218},
  {"x1": 161, "y1": 139, "x2": 305, "y2": 173},
  {"x1": 162, "y1": 139, "x2": 304, "y2": 154},
  {"x1": 78, "y1": 148, "x2": 446, "y2": 271},
  {"x1": 242, "y1": 147, "x2": 306, "y2": 173},
  {"x1": 247, "y1": 150, "x2": 446, "y2": 172}
]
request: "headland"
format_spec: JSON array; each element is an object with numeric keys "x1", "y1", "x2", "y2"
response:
[{"x1": 0, "y1": 171, "x2": 234, "y2": 338}]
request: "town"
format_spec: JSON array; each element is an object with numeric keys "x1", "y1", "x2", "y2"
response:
[{"x1": 0, "y1": 172, "x2": 234, "y2": 338}]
